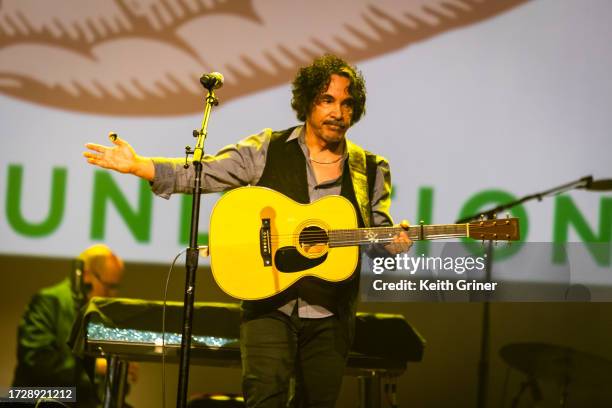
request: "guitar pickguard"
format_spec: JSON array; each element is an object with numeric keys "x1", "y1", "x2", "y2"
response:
[{"x1": 274, "y1": 247, "x2": 328, "y2": 272}]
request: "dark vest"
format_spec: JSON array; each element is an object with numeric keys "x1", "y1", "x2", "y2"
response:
[{"x1": 243, "y1": 127, "x2": 378, "y2": 340}]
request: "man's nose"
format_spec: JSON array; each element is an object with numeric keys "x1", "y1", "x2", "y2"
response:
[{"x1": 329, "y1": 102, "x2": 343, "y2": 118}]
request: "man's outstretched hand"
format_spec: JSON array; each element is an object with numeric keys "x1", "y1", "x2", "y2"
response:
[{"x1": 83, "y1": 132, "x2": 155, "y2": 181}]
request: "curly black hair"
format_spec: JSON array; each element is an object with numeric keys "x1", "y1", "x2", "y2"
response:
[{"x1": 291, "y1": 54, "x2": 366, "y2": 125}]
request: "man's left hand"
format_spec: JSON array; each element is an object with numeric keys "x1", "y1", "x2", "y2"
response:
[{"x1": 384, "y1": 220, "x2": 413, "y2": 255}]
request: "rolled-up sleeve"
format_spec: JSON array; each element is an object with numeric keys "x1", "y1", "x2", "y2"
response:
[{"x1": 151, "y1": 129, "x2": 271, "y2": 199}]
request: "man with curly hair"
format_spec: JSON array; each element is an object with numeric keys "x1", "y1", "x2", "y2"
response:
[{"x1": 84, "y1": 54, "x2": 411, "y2": 407}]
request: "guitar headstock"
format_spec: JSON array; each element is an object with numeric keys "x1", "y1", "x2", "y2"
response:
[{"x1": 468, "y1": 217, "x2": 520, "y2": 241}]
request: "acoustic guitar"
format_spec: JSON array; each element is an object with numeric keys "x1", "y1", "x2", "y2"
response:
[{"x1": 208, "y1": 186, "x2": 520, "y2": 300}]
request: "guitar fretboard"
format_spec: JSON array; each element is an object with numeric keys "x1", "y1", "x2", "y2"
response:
[{"x1": 328, "y1": 224, "x2": 468, "y2": 247}]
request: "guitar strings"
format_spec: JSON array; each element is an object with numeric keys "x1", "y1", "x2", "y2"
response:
[
  {"x1": 269, "y1": 224, "x2": 471, "y2": 234},
  {"x1": 266, "y1": 227, "x2": 501, "y2": 242},
  {"x1": 268, "y1": 231, "x2": 468, "y2": 239},
  {"x1": 268, "y1": 229, "x2": 467, "y2": 239},
  {"x1": 268, "y1": 233, "x2": 467, "y2": 245},
  {"x1": 261, "y1": 220, "x2": 498, "y2": 245},
  {"x1": 237, "y1": 218, "x2": 502, "y2": 247},
  {"x1": 260, "y1": 220, "x2": 507, "y2": 236},
  {"x1": 268, "y1": 224, "x2": 471, "y2": 237}
]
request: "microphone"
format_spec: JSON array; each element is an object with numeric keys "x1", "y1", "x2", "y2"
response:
[
  {"x1": 71, "y1": 258, "x2": 90, "y2": 310},
  {"x1": 585, "y1": 178, "x2": 612, "y2": 191},
  {"x1": 200, "y1": 72, "x2": 224, "y2": 90}
]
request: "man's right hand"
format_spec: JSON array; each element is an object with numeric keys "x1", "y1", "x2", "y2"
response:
[{"x1": 83, "y1": 132, "x2": 155, "y2": 181}]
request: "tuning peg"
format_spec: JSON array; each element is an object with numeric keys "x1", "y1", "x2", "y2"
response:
[{"x1": 192, "y1": 129, "x2": 199, "y2": 137}]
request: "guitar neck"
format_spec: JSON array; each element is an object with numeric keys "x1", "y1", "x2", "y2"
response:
[{"x1": 328, "y1": 223, "x2": 468, "y2": 247}]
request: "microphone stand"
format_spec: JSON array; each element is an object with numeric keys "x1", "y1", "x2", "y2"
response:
[
  {"x1": 176, "y1": 86, "x2": 219, "y2": 408},
  {"x1": 455, "y1": 175, "x2": 593, "y2": 408}
]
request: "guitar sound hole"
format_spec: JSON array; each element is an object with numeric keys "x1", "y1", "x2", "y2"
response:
[{"x1": 299, "y1": 226, "x2": 329, "y2": 255}]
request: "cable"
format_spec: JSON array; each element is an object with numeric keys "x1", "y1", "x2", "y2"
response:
[{"x1": 161, "y1": 248, "x2": 188, "y2": 408}]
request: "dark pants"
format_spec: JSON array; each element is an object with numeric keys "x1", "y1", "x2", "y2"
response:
[{"x1": 240, "y1": 308, "x2": 350, "y2": 408}]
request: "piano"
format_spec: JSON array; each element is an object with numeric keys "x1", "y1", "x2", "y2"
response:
[{"x1": 71, "y1": 298, "x2": 425, "y2": 408}]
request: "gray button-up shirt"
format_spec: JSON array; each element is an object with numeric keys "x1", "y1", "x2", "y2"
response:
[{"x1": 151, "y1": 126, "x2": 394, "y2": 317}]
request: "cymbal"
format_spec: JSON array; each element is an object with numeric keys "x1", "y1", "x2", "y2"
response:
[{"x1": 500, "y1": 342, "x2": 612, "y2": 388}]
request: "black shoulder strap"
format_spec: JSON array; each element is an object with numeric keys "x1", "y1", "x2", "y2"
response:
[{"x1": 365, "y1": 151, "x2": 377, "y2": 204}]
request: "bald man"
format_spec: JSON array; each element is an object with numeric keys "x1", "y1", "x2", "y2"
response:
[{"x1": 12, "y1": 245, "x2": 124, "y2": 408}]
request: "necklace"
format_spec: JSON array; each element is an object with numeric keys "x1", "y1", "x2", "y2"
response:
[{"x1": 309, "y1": 155, "x2": 344, "y2": 165}]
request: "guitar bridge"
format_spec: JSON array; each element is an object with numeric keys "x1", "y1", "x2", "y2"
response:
[{"x1": 260, "y1": 218, "x2": 272, "y2": 267}]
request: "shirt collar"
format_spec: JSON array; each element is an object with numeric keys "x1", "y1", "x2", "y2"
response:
[{"x1": 286, "y1": 125, "x2": 304, "y2": 142}]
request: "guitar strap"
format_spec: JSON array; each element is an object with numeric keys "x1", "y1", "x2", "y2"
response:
[
  {"x1": 366, "y1": 152, "x2": 377, "y2": 213},
  {"x1": 346, "y1": 140, "x2": 378, "y2": 228}
]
